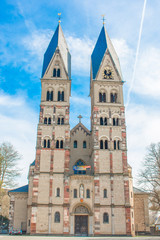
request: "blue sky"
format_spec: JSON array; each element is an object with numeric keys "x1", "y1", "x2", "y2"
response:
[{"x1": 0, "y1": 0, "x2": 160, "y2": 186}]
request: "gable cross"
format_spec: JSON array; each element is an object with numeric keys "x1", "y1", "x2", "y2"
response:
[
  {"x1": 78, "y1": 115, "x2": 83, "y2": 123},
  {"x1": 101, "y1": 14, "x2": 105, "y2": 25},
  {"x1": 58, "y1": 13, "x2": 61, "y2": 23}
]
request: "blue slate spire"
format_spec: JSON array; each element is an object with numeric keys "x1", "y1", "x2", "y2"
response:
[
  {"x1": 91, "y1": 25, "x2": 122, "y2": 80},
  {"x1": 41, "y1": 23, "x2": 71, "y2": 79}
]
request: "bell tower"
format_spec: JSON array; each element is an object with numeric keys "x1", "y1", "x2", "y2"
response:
[
  {"x1": 90, "y1": 25, "x2": 134, "y2": 235},
  {"x1": 28, "y1": 21, "x2": 71, "y2": 234}
]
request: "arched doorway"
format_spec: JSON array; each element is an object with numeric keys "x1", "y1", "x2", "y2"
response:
[{"x1": 74, "y1": 205, "x2": 89, "y2": 236}]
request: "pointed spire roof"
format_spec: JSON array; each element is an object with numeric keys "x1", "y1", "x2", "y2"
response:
[
  {"x1": 41, "y1": 23, "x2": 71, "y2": 79},
  {"x1": 91, "y1": 25, "x2": 122, "y2": 80}
]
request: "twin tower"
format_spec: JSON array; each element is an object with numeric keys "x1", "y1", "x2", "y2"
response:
[{"x1": 27, "y1": 22, "x2": 134, "y2": 236}]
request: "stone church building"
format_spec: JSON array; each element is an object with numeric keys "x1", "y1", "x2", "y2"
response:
[{"x1": 9, "y1": 21, "x2": 136, "y2": 236}]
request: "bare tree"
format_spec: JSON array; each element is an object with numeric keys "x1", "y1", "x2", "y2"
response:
[
  {"x1": 0, "y1": 142, "x2": 21, "y2": 192},
  {"x1": 138, "y1": 142, "x2": 160, "y2": 211}
]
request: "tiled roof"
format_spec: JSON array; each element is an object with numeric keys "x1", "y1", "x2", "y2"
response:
[
  {"x1": 91, "y1": 25, "x2": 122, "y2": 80},
  {"x1": 41, "y1": 23, "x2": 71, "y2": 79},
  {"x1": 9, "y1": 185, "x2": 28, "y2": 193},
  {"x1": 133, "y1": 187, "x2": 147, "y2": 194}
]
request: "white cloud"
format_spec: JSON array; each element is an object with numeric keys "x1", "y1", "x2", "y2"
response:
[
  {"x1": 22, "y1": 29, "x2": 52, "y2": 61},
  {"x1": 22, "y1": 30, "x2": 94, "y2": 76},
  {"x1": 133, "y1": 47, "x2": 160, "y2": 98},
  {"x1": 66, "y1": 35, "x2": 94, "y2": 75},
  {"x1": 0, "y1": 92, "x2": 38, "y2": 187},
  {"x1": 126, "y1": 103, "x2": 160, "y2": 185},
  {"x1": 112, "y1": 38, "x2": 134, "y2": 82}
]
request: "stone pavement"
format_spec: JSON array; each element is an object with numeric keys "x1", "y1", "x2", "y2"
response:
[{"x1": 0, "y1": 236, "x2": 160, "y2": 240}]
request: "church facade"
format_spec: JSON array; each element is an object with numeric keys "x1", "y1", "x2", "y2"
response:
[{"x1": 9, "y1": 21, "x2": 135, "y2": 236}]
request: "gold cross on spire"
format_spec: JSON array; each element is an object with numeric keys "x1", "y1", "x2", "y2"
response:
[
  {"x1": 101, "y1": 14, "x2": 105, "y2": 25},
  {"x1": 78, "y1": 115, "x2": 83, "y2": 123},
  {"x1": 58, "y1": 13, "x2": 61, "y2": 23}
]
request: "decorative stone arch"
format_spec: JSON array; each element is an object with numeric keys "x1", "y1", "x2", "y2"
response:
[
  {"x1": 99, "y1": 112, "x2": 109, "y2": 118},
  {"x1": 46, "y1": 86, "x2": 54, "y2": 91},
  {"x1": 42, "y1": 135, "x2": 51, "y2": 141},
  {"x1": 112, "y1": 136, "x2": 122, "y2": 141},
  {"x1": 41, "y1": 135, "x2": 51, "y2": 148},
  {"x1": 112, "y1": 113, "x2": 120, "y2": 118},
  {"x1": 71, "y1": 203, "x2": 93, "y2": 216},
  {"x1": 75, "y1": 159, "x2": 86, "y2": 166},
  {"x1": 99, "y1": 135, "x2": 109, "y2": 141}
]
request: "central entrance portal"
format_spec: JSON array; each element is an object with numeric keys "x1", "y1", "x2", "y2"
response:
[{"x1": 75, "y1": 215, "x2": 88, "y2": 235}]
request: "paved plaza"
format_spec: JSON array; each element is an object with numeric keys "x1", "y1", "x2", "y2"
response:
[{"x1": 0, "y1": 236, "x2": 160, "y2": 240}]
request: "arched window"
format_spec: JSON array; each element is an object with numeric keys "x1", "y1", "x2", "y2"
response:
[
  {"x1": 105, "y1": 140, "x2": 108, "y2": 149},
  {"x1": 56, "y1": 140, "x2": 59, "y2": 149},
  {"x1": 116, "y1": 118, "x2": 119, "y2": 126},
  {"x1": 114, "y1": 140, "x2": 116, "y2": 150},
  {"x1": 111, "y1": 93, "x2": 117, "y2": 103},
  {"x1": 53, "y1": 68, "x2": 56, "y2": 77},
  {"x1": 102, "y1": 93, "x2": 106, "y2": 102},
  {"x1": 99, "y1": 92, "x2": 102, "y2": 102},
  {"x1": 83, "y1": 141, "x2": 87, "y2": 149},
  {"x1": 74, "y1": 140, "x2": 77, "y2": 148},
  {"x1": 115, "y1": 93, "x2": 117, "y2": 103},
  {"x1": 117, "y1": 140, "x2": 120, "y2": 150},
  {"x1": 46, "y1": 91, "x2": 50, "y2": 101},
  {"x1": 100, "y1": 117, "x2": 103, "y2": 125},
  {"x1": 61, "y1": 118, "x2": 64, "y2": 125},
  {"x1": 44, "y1": 139, "x2": 46, "y2": 148},
  {"x1": 58, "y1": 91, "x2": 61, "y2": 101},
  {"x1": 56, "y1": 188, "x2": 60, "y2": 197},
  {"x1": 100, "y1": 140, "x2": 103, "y2": 149},
  {"x1": 57, "y1": 68, "x2": 60, "y2": 77},
  {"x1": 74, "y1": 160, "x2": 86, "y2": 175},
  {"x1": 48, "y1": 117, "x2": 51, "y2": 125},
  {"x1": 60, "y1": 140, "x2": 63, "y2": 149},
  {"x1": 103, "y1": 213, "x2": 109, "y2": 223},
  {"x1": 54, "y1": 212, "x2": 60, "y2": 223},
  {"x1": 57, "y1": 118, "x2": 60, "y2": 125},
  {"x1": 47, "y1": 140, "x2": 50, "y2": 148},
  {"x1": 58, "y1": 91, "x2": 64, "y2": 101},
  {"x1": 104, "y1": 189, "x2": 107, "y2": 198},
  {"x1": 113, "y1": 118, "x2": 119, "y2": 126},
  {"x1": 104, "y1": 117, "x2": 107, "y2": 125},
  {"x1": 50, "y1": 91, "x2": 53, "y2": 101},
  {"x1": 86, "y1": 189, "x2": 90, "y2": 198},
  {"x1": 61, "y1": 91, "x2": 64, "y2": 101},
  {"x1": 99, "y1": 92, "x2": 106, "y2": 102},
  {"x1": 44, "y1": 118, "x2": 47, "y2": 124},
  {"x1": 74, "y1": 189, "x2": 77, "y2": 198},
  {"x1": 113, "y1": 118, "x2": 115, "y2": 126}
]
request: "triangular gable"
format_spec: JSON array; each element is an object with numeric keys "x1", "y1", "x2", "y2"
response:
[
  {"x1": 41, "y1": 23, "x2": 71, "y2": 79},
  {"x1": 71, "y1": 123, "x2": 91, "y2": 136},
  {"x1": 91, "y1": 25, "x2": 122, "y2": 80}
]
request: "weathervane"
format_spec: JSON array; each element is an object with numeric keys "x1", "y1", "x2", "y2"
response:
[
  {"x1": 58, "y1": 13, "x2": 61, "y2": 23},
  {"x1": 78, "y1": 115, "x2": 83, "y2": 123},
  {"x1": 101, "y1": 14, "x2": 105, "y2": 25}
]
